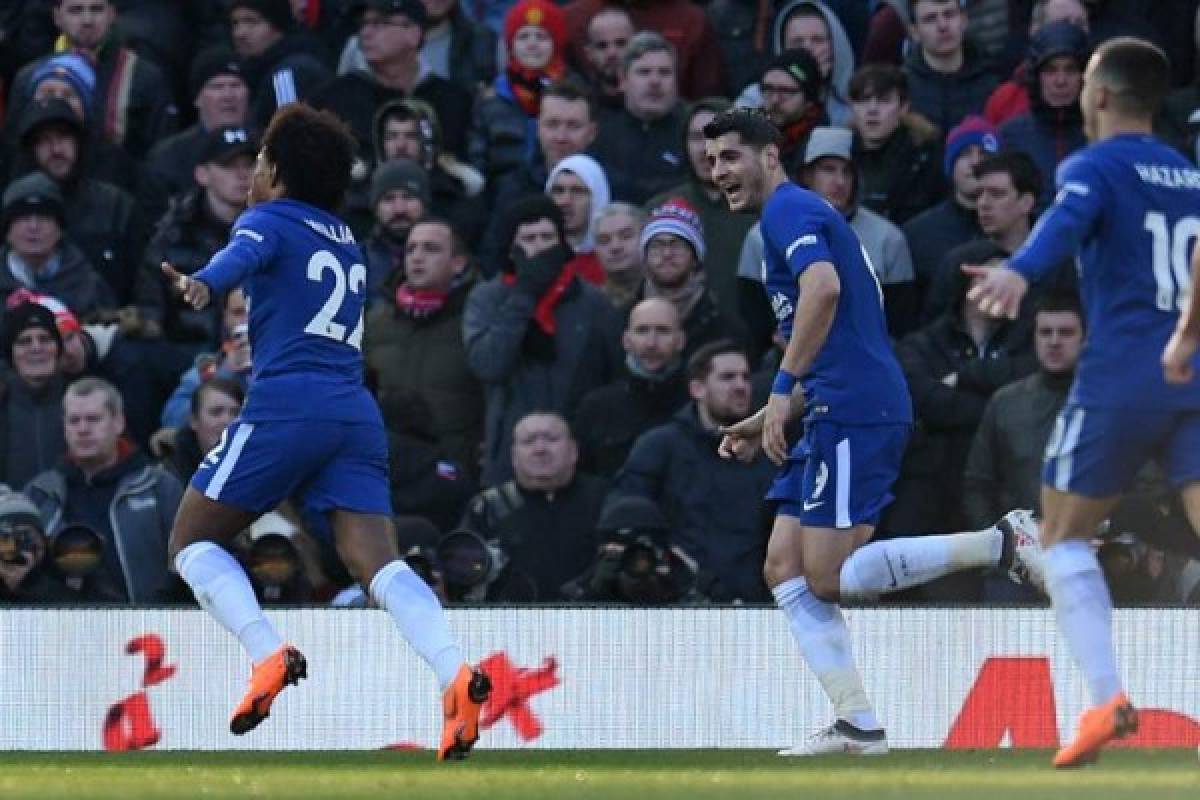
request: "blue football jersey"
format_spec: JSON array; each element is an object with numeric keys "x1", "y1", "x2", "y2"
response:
[
  {"x1": 192, "y1": 199, "x2": 380, "y2": 424},
  {"x1": 761, "y1": 183, "x2": 912, "y2": 425},
  {"x1": 1009, "y1": 134, "x2": 1200, "y2": 409}
]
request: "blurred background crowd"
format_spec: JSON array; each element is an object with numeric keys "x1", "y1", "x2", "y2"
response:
[{"x1": 0, "y1": 0, "x2": 1198, "y2": 609}]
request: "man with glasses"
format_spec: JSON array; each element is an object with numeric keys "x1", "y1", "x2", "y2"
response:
[
  {"x1": 313, "y1": 0, "x2": 473, "y2": 159},
  {"x1": 759, "y1": 49, "x2": 829, "y2": 178}
]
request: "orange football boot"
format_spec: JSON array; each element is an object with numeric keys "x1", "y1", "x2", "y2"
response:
[
  {"x1": 229, "y1": 645, "x2": 307, "y2": 735},
  {"x1": 1053, "y1": 692, "x2": 1138, "y2": 768},
  {"x1": 437, "y1": 665, "x2": 492, "y2": 761}
]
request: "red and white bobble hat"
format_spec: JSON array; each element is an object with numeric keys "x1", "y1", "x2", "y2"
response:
[{"x1": 639, "y1": 197, "x2": 707, "y2": 261}]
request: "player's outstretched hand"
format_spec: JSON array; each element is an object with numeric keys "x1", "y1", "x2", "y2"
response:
[
  {"x1": 161, "y1": 261, "x2": 211, "y2": 310},
  {"x1": 963, "y1": 264, "x2": 1027, "y2": 320},
  {"x1": 718, "y1": 407, "x2": 765, "y2": 464},
  {"x1": 1162, "y1": 327, "x2": 1198, "y2": 384}
]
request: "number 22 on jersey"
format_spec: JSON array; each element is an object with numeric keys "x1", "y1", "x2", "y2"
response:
[{"x1": 303, "y1": 249, "x2": 366, "y2": 349}]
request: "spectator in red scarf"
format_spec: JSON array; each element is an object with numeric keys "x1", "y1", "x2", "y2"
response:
[{"x1": 468, "y1": 0, "x2": 569, "y2": 187}]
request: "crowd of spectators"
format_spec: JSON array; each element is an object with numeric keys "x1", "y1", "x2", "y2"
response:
[{"x1": 2, "y1": 0, "x2": 1199, "y2": 608}]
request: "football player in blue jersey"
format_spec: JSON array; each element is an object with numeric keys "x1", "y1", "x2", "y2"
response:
[
  {"x1": 161, "y1": 104, "x2": 491, "y2": 760},
  {"x1": 969, "y1": 38, "x2": 1200, "y2": 767},
  {"x1": 707, "y1": 108, "x2": 1042, "y2": 756}
]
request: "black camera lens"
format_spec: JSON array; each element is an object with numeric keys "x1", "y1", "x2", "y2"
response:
[
  {"x1": 52, "y1": 524, "x2": 103, "y2": 577},
  {"x1": 436, "y1": 530, "x2": 493, "y2": 589},
  {"x1": 619, "y1": 537, "x2": 659, "y2": 580}
]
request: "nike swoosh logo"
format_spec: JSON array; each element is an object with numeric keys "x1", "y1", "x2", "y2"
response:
[{"x1": 802, "y1": 500, "x2": 824, "y2": 511}]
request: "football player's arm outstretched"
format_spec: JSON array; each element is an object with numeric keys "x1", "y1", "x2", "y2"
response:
[
  {"x1": 1163, "y1": 242, "x2": 1200, "y2": 384},
  {"x1": 161, "y1": 227, "x2": 269, "y2": 310}
]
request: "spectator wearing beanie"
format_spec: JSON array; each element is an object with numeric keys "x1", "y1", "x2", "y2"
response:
[
  {"x1": 903, "y1": 115, "x2": 997, "y2": 301},
  {"x1": 9, "y1": 3, "x2": 177, "y2": 160},
  {"x1": 999, "y1": 21, "x2": 1090, "y2": 206},
  {"x1": 546, "y1": 153, "x2": 610, "y2": 285},
  {"x1": 636, "y1": 198, "x2": 747, "y2": 363},
  {"x1": 470, "y1": 0, "x2": 569, "y2": 187},
  {"x1": 313, "y1": 0, "x2": 473, "y2": 160},
  {"x1": 757, "y1": 48, "x2": 829, "y2": 177},
  {"x1": 464, "y1": 194, "x2": 623, "y2": 484},
  {"x1": 650, "y1": 98, "x2": 757, "y2": 328},
  {"x1": 13, "y1": 96, "x2": 145, "y2": 307},
  {"x1": 140, "y1": 48, "x2": 250, "y2": 223},
  {"x1": 0, "y1": 301, "x2": 68, "y2": 488},
  {"x1": 364, "y1": 158, "x2": 432, "y2": 303},
  {"x1": 0, "y1": 173, "x2": 114, "y2": 316},
  {"x1": 229, "y1": 0, "x2": 331, "y2": 130}
]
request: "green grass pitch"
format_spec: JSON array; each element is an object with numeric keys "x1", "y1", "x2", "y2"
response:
[{"x1": 0, "y1": 750, "x2": 1196, "y2": 799}]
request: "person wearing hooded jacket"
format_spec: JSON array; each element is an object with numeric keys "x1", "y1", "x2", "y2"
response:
[
  {"x1": 463, "y1": 195, "x2": 623, "y2": 485},
  {"x1": 901, "y1": 0, "x2": 998, "y2": 135},
  {"x1": 10, "y1": 96, "x2": 145, "y2": 305},
  {"x1": 734, "y1": 0, "x2": 857, "y2": 127},
  {"x1": 546, "y1": 153, "x2": 610, "y2": 285},
  {"x1": 884, "y1": 240, "x2": 1036, "y2": 538},
  {"x1": 998, "y1": 20, "x2": 1090, "y2": 206}
]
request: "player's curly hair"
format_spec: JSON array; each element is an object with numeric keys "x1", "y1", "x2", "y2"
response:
[
  {"x1": 701, "y1": 108, "x2": 782, "y2": 149},
  {"x1": 261, "y1": 104, "x2": 356, "y2": 213}
]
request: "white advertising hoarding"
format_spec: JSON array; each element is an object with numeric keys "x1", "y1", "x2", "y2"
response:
[{"x1": 2, "y1": 608, "x2": 1197, "y2": 750}]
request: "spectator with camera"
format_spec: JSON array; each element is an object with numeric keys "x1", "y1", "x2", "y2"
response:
[
  {"x1": 452, "y1": 412, "x2": 607, "y2": 602},
  {"x1": 0, "y1": 487, "x2": 74, "y2": 603},
  {"x1": 464, "y1": 195, "x2": 622, "y2": 484},
  {"x1": 573, "y1": 297, "x2": 689, "y2": 477},
  {"x1": 25, "y1": 377, "x2": 183, "y2": 604},
  {"x1": 365, "y1": 217, "x2": 482, "y2": 477},
  {"x1": 0, "y1": 301, "x2": 68, "y2": 489},
  {"x1": 137, "y1": 127, "x2": 257, "y2": 348},
  {"x1": 614, "y1": 340, "x2": 775, "y2": 602},
  {"x1": 561, "y1": 493, "x2": 702, "y2": 605}
]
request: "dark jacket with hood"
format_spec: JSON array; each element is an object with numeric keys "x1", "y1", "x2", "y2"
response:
[
  {"x1": 313, "y1": 67, "x2": 473, "y2": 161},
  {"x1": 244, "y1": 32, "x2": 332, "y2": 131},
  {"x1": 615, "y1": 402, "x2": 775, "y2": 602},
  {"x1": 0, "y1": 371, "x2": 65, "y2": 489},
  {"x1": 887, "y1": 259, "x2": 1036, "y2": 534},
  {"x1": 999, "y1": 22, "x2": 1089, "y2": 205},
  {"x1": 853, "y1": 111, "x2": 945, "y2": 225},
  {"x1": 11, "y1": 31, "x2": 177, "y2": 159},
  {"x1": 903, "y1": 39, "x2": 999, "y2": 136},
  {"x1": 136, "y1": 187, "x2": 233, "y2": 345},
  {"x1": 0, "y1": 242, "x2": 116, "y2": 316},
  {"x1": 427, "y1": 5, "x2": 497, "y2": 94},
  {"x1": 573, "y1": 360, "x2": 689, "y2": 478},
  {"x1": 25, "y1": 444, "x2": 183, "y2": 603}
]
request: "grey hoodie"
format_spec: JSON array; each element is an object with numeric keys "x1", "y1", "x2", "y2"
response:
[{"x1": 736, "y1": 0, "x2": 857, "y2": 127}]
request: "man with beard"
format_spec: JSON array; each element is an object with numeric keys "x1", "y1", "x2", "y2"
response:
[
  {"x1": 364, "y1": 158, "x2": 430, "y2": 302},
  {"x1": 580, "y1": 7, "x2": 634, "y2": 111},
  {"x1": 614, "y1": 340, "x2": 775, "y2": 602},
  {"x1": 759, "y1": 49, "x2": 828, "y2": 177},
  {"x1": 13, "y1": 96, "x2": 144, "y2": 305}
]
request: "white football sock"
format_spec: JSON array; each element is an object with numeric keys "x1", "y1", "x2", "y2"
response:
[
  {"x1": 370, "y1": 559, "x2": 464, "y2": 690},
  {"x1": 839, "y1": 528, "x2": 1003, "y2": 602},
  {"x1": 175, "y1": 541, "x2": 283, "y2": 664},
  {"x1": 1043, "y1": 540, "x2": 1123, "y2": 706},
  {"x1": 773, "y1": 576, "x2": 881, "y2": 731}
]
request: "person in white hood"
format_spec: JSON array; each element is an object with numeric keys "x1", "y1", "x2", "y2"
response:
[{"x1": 545, "y1": 153, "x2": 611, "y2": 255}]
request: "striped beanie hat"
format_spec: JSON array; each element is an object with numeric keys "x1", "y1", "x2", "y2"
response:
[{"x1": 640, "y1": 198, "x2": 706, "y2": 261}]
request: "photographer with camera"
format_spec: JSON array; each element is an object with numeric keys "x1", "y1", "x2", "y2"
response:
[
  {"x1": 447, "y1": 412, "x2": 608, "y2": 602},
  {"x1": 0, "y1": 487, "x2": 73, "y2": 602},
  {"x1": 562, "y1": 493, "x2": 703, "y2": 605},
  {"x1": 614, "y1": 340, "x2": 776, "y2": 602}
]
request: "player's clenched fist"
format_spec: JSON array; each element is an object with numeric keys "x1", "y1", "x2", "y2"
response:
[
  {"x1": 1162, "y1": 327, "x2": 1198, "y2": 384},
  {"x1": 161, "y1": 261, "x2": 212, "y2": 310}
]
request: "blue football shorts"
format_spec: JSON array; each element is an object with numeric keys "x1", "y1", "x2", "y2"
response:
[
  {"x1": 768, "y1": 419, "x2": 909, "y2": 529},
  {"x1": 190, "y1": 418, "x2": 391, "y2": 515},
  {"x1": 1043, "y1": 404, "x2": 1200, "y2": 497}
]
